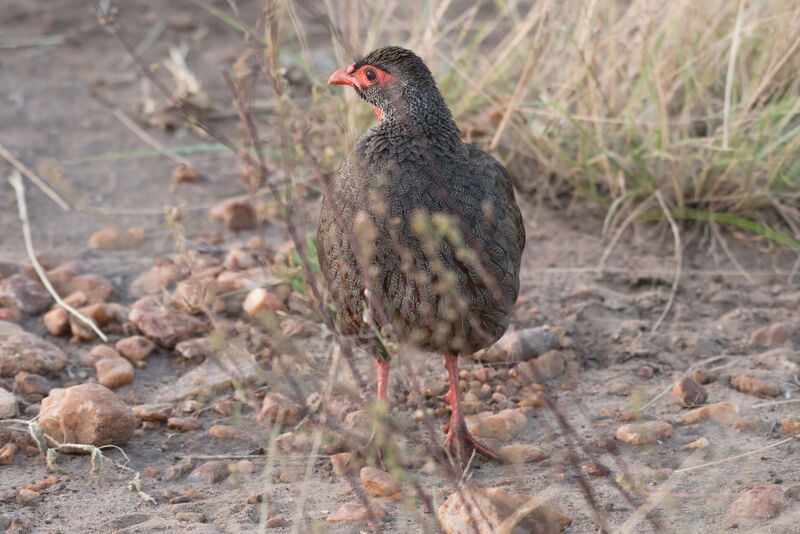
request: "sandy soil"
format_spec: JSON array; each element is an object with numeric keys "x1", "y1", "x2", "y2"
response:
[{"x1": 1, "y1": 2, "x2": 799, "y2": 533}]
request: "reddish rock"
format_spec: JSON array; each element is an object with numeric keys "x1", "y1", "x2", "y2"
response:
[
  {"x1": 512, "y1": 350, "x2": 567, "y2": 381},
  {"x1": 730, "y1": 374, "x2": 779, "y2": 398},
  {"x1": 130, "y1": 259, "x2": 185, "y2": 295},
  {"x1": 174, "y1": 337, "x2": 212, "y2": 359},
  {"x1": 0, "y1": 306, "x2": 22, "y2": 323},
  {"x1": 210, "y1": 196, "x2": 257, "y2": 231},
  {"x1": 637, "y1": 365, "x2": 655, "y2": 378},
  {"x1": 0, "y1": 322, "x2": 68, "y2": 377},
  {"x1": 208, "y1": 425, "x2": 248, "y2": 440},
  {"x1": 498, "y1": 443, "x2": 549, "y2": 464},
  {"x1": 782, "y1": 417, "x2": 800, "y2": 435},
  {"x1": 88, "y1": 226, "x2": 145, "y2": 250},
  {"x1": 326, "y1": 502, "x2": 387, "y2": 522},
  {"x1": 586, "y1": 461, "x2": 610, "y2": 476},
  {"x1": 257, "y1": 392, "x2": 306, "y2": 425},
  {"x1": 478, "y1": 326, "x2": 566, "y2": 363},
  {"x1": 690, "y1": 367, "x2": 714, "y2": 384},
  {"x1": 69, "y1": 303, "x2": 127, "y2": 341},
  {"x1": 681, "y1": 437, "x2": 709, "y2": 449},
  {"x1": 48, "y1": 269, "x2": 113, "y2": 303},
  {"x1": 360, "y1": 467, "x2": 402, "y2": 499},
  {"x1": 0, "y1": 442, "x2": 18, "y2": 465},
  {"x1": 133, "y1": 403, "x2": 173, "y2": 422},
  {"x1": 95, "y1": 355, "x2": 135, "y2": 389},
  {"x1": 0, "y1": 388, "x2": 17, "y2": 418},
  {"x1": 171, "y1": 163, "x2": 198, "y2": 182},
  {"x1": 128, "y1": 296, "x2": 207, "y2": 347},
  {"x1": 0, "y1": 274, "x2": 51, "y2": 315},
  {"x1": 730, "y1": 485, "x2": 786, "y2": 519},
  {"x1": 243, "y1": 287, "x2": 286, "y2": 317},
  {"x1": 331, "y1": 452, "x2": 365, "y2": 477},
  {"x1": 465, "y1": 408, "x2": 527, "y2": 441},
  {"x1": 672, "y1": 376, "x2": 707, "y2": 407},
  {"x1": 749, "y1": 322, "x2": 796, "y2": 346},
  {"x1": 188, "y1": 460, "x2": 229, "y2": 484},
  {"x1": 438, "y1": 485, "x2": 571, "y2": 534},
  {"x1": 167, "y1": 416, "x2": 200, "y2": 431},
  {"x1": 115, "y1": 336, "x2": 155, "y2": 365},
  {"x1": 38, "y1": 383, "x2": 135, "y2": 448},
  {"x1": 616, "y1": 420, "x2": 674, "y2": 444},
  {"x1": 14, "y1": 372, "x2": 53, "y2": 397},
  {"x1": 43, "y1": 307, "x2": 70, "y2": 336},
  {"x1": 678, "y1": 402, "x2": 740, "y2": 426}
]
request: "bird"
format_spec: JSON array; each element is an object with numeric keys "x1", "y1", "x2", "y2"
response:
[{"x1": 317, "y1": 46, "x2": 525, "y2": 466}]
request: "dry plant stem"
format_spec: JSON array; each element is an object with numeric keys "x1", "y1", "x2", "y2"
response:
[
  {"x1": 598, "y1": 196, "x2": 654, "y2": 271},
  {"x1": 639, "y1": 355, "x2": 726, "y2": 412},
  {"x1": 710, "y1": 222, "x2": 756, "y2": 285},
  {"x1": 722, "y1": 0, "x2": 745, "y2": 150},
  {"x1": 674, "y1": 436, "x2": 797, "y2": 474},
  {"x1": 751, "y1": 398, "x2": 800, "y2": 409},
  {"x1": 0, "y1": 141, "x2": 70, "y2": 210},
  {"x1": 91, "y1": 90, "x2": 192, "y2": 166},
  {"x1": 8, "y1": 171, "x2": 108, "y2": 342},
  {"x1": 651, "y1": 191, "x2": 682, "y2": 333}
]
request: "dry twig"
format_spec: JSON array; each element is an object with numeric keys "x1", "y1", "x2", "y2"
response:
[{"x1": 0, "y1": 142, "x2": 70, "y2": 210}]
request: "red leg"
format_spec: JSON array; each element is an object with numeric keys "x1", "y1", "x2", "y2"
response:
[
  {"x1": 443, "y1": 354, "x2": 500, "y2": 466},
  {"x1": 376, "y1": 359, "x2": 390, "y2": 403}
]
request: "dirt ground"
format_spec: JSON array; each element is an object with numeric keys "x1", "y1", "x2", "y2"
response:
[{"x1": 1, "y1": 2, "x2": 799, "y2": 533}]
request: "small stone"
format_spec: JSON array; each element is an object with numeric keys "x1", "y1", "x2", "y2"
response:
[
  {"x1": 115, "y1": 336, "x2": 155, "y2": 364},
  {"x1": 210, "y1": 197, "x2": 256, "y2": 231},
  {"x1": 167, "y1": 416, "x2": 200, "y2": 431},
  {"x1": 331, "y1": 452, "x2": 365, "y2": 477},
  {"x1": 513, "y1": 350, "x2": 567, "y2": 382},
  {"x1": 438, "y1": 485, "x2": 571, "y2": 534},
  {"x1": 681, "y1": 437, "x2": 709, "y2": 449},
  {"x1": 785, "y1": 485, "x2": 800, "y2": 501},
  {"x1": 167, "y1": 12, "x2": 196, "y2": 31},
  {"x1": 174, "y1": 337, "x2": 212, "y2": 359},
  {"x1": 95, "y1": 355, "x2": 135, "y2": 389},
  {"x1": 133, "y1": 403, "x2": 173, "y2": 422},
  {"x1": 164, "y1": 351, "x2": 257, "y2": 401},
  {"x1": 749, "y1": 322, "x2": 796, "y2": 346},
  {"x1": 637, "y1": 365, "x2": 655, "y2": 379},
  {"x1": 0, "y1": 389, "x2": 17, "y2": 419},
  {"x1": 263, "y1": 516, "x2": 289, "y2": 528},
  {"x1": 730, "y1": 485, "x2": 786, "y2": 519},
  {"x1": 257, "y1": 392, "x2": 305, "y2": 425},
  {"x1": 69, "y1": 303, "x2": 128, "y2": 341},
  {"x1": 607, "y1": 381, "x2": 631, "y2": 395},
  {"x1": 473, "y1": 367, "x2": 496, "y2": 383},
  {"x1": 672, "y1": 376, "x2": 708, "y2": 407},
  {"x1": 360, "y1": 467, "x2": 402, "y2": 499},
  {"x1": 586, "y1": 462, "x2": 610, "y2": 476},
  {"x1": 690, "y1": 367, "x2": 713, "y2": 384},
  {"x1": 128, "y1": 296, "x2": 207, "y2": 347},
  {"x1": 172, "y1": 163, "x2": 198, "y2": 183},
  {"x1": 478, "y1": 326, "x2": 565, "y2": 363},
  {"x1": 616, "y1": 420, "x2": 674, "y2": 445},
  {"x1": 208, "y1": 424, "x2": 247, "y2": 440},
  {"x1": 497, "y1": 443, "x2": 549, "y2": 464},
  {"x1": 88, "y1": 227, "x2": 145, "y2": 250},
  {"x1": 678, "y1": 402, "x2": 740, "y2": 426},
  {"x1": 0, "y1": 322, "x2": 68, "y2": 377},
  {"x1": 188, "y1": 460, "x2": 229, "y2": 484},
  {"x1": 733, "y1": 414, "x2": 764, "y2": 433},
  {"x1": 16, "y1": 487, "x2": 40, "y2": 505},
  {"x1": 163, "y1": 459, "x2": 193, "y2": 481},
  {"x1": 781, "y1": 417, "x2": 800, "y2": 435},
  {"x1": 38, "y1": 383, "x2": 135, "y2": 448},
  {"x1": 0, "y1": 306, "x2": 22, "y2": 323},
  {"x1": 0, "y1": 442, "x2": 17, "y2": 464},
  {"x1": 130, "y1": 260, "x2": 185, "y2": 295},
  {"x1": 43, "y1": 306, "x2": 70, "y2": 336},
  {"x1": 243, "y1": 287, "x2": 286, "y2": 317},
  {"x1": 465, "y1": 408, "x2": 527, "y2": 441},
  {"x1": 175, "y1": 512, "x2": 205, "y2": 523},
  {"x1": 228, "y1": 460, "x2": 254, "y2": 474},
  {"x1": 326, "y1": 502, "x2": 387, "y2": 522},
  {"x1": 0, "y1": 274, "x2": 51, "y2": 315},
  {"x1": 730, "y1": 374, "x2": 779, "y2": 398},
  {"x1": 14, "y1": 372, "x2": 53, "y2": 397},
  {"x1": 48, "y1": 268, "x2": 113, "y2": 303}
]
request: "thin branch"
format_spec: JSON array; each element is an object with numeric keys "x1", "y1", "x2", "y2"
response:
[
  {"x1": 722, "y1": 0, "x2": 744, "y2": 149},
  {"x1": 0, "y1": 141, "x2": 71, "y2": 211},
  {"x1": 674, "y1": 436, "x2": 797, "y2": 474},
  {"x1": 651, "y1": 191, "x2": 682, "y2": 333},
  {"x1": 8, "y1": 171, "x2": 108, "y2": 342}
]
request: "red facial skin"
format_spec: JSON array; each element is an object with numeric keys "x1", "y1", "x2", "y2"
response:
[{"x1": 328, "y1": 63, "x2": 395, "y2": 120}]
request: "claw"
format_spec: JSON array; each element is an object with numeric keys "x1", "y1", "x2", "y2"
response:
[{"x1": 443, "y1": 415, "x2": 501, "y2": 467}]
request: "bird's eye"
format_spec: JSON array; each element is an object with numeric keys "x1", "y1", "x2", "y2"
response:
[{"x1": 365, "y1": 69, "x2": 377, "y2": 82}]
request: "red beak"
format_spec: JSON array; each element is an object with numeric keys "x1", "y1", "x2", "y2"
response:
[{"x1": 328, "y1": 64, "x2": 356, "y2": 87}]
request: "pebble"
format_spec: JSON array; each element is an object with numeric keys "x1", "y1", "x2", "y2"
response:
[
  {"x1": 88, "y1": 227, "x2": 145, "y2": 250},
  {"x1": 677, "y1": 402, "x2": 740, "y2": 426},
  {"x1": 174, "y1": 337, "x2": 212, "y2": 359},
  {"x1": 473, "y1": 367, "x2": 496, "y2": 383},
  {"x1": 115, "y1": 336, "x2": 155, "y2": 365},
  {"x1": 478, "y1": 326, "x2": 565, "y2": 362},
  {"x1": 730, "y1": 373, "x2": 779, "y2": 398},
  {"x1": 257, "y1": 392, "x2": 306, "y2": 425},
  {"x1": 16, "y1": 488, "x2": 40, "y2": 505},
  {"x1": 497, "y1": 443, "x2": 549, "y2": 464},
  {"x1": 585, "y1": 461, "x2": 610, "y2": 476},
  {"x1": 165, "y1": 352, "x2": 257, "y2": 401},
  {"x1": 14, "y1": 372, "x2": 53, "y2": 397},
  {"x1": 48, "y1": 270, "x2": 113, "y2": 303},
  {"x1": 95, "y1": 354, "x2": 135, "y2": 389},
  {"x1": 690, "y1": 367, "x2": 714, "y2": 384},
  {"x1": 781, "y1": 418, "x2": 800, "y2": 435},
  {"x1": 228, "y1": 460, "x2": 254, "y2": 475},
  {"x1": 0, "y1": 306, "x2": 22, "y2": 323},
  {"x1": 681, "y1": 437, "x2": 709, "y2": 449},
  {"x1": 43, "y1": 307, "x2": 70, "y2": 336},
  {"x1": 263, "y1": 516, "x2": 289, "y2": 528},
  {"x1": 616, "y1": 420, "x2": 674, "y2": 444},
  {"x1": 130, "y1": 260, "x2": 185, "y2": 295},
  {"x1": 465, "y1": 408, "x2": 528, "y2": 441},
  {"x1": 326, "y1": 502, "x2": 387, "y2": 522},
  {"x1": 637, "y1": 365, "x2": 655, "y2": 378},
  {"x1": 82, "y1": 344, "x2": 118, "y2": 368},
  {"x1": 360, "y1": 467, "x2": 402, "y2": 500},
  {"x1": 512, "y1": 350, "x2": 567, "y2": 381},
  {"x1": 128, "y1": 296, "x2": 207, "y2": 347},
  {"x1": 167, "y1": 417, "x2": 200, "y2": 431},
  {"x1": 438, "y1": 486, "x2": 571, "y2": 534},
  {"x1": 70, "y1": 303, "x2": 127, "y2": 341},
  {"x1": 210, "y1": 197, "x2": 257, "y2": 231},
  {"x1": 132, "y1": 403, "x2": 173, "y2": 422},
  {"x1": 163, "y1": 459, "x2": 193, "y2": 481},
  {"x1": 175, "y1": 512, "x2": 205, "y2": 523},
  {"x1": 730, "y1": 485, "x2": 786, "y2": 519},
  {"x1": 0, "y1": 442, "x2": 17, "y2": 464},
  {"x1": 672, "y1": 376, "x2": 708, "y2": 407},
  {"x1": 172, "y1": 163, "x2": 198, "y2": 182},
  {"x1": 0, "y1": 274, "x2": 51, "y2": 315},
  {"x1": 0, "y1": 322, "x2": 68, "y2": 377},
  {"x1": 208, "y1": 424, "x2": 247, "y2": 440},
  {"x1": 243, "y1": 287, "x2": 286, "y2": 317},
  {"x1": 39, "y1": 383, "x2": 135, "y2": 447},
  {"x1": 141, "y1": 467, "x2": 159, "y2": 478},
  {"x1": 330, "y1": 452, "x2": 365, "y2": 477},
  {"x1": 749, "y1": 322, "x2": 796, "y2": 346},
  {"x1": 188, "y1": 460, "x2": 229, "y2": 484}
]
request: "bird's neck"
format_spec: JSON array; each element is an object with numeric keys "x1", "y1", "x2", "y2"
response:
[{"x1": 381, "y1": 85, "x2": 461, "y2": 144}]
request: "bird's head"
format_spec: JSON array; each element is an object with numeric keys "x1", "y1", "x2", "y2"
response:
[{"x1": 328, "y1": 46, "x2": 454, "y2": 131}]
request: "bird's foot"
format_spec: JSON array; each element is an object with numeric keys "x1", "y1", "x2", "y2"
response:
[{"x1": 442, "y1": 417, "x2": 501, "y2": 468}]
